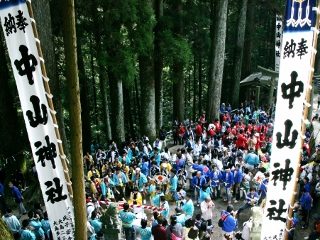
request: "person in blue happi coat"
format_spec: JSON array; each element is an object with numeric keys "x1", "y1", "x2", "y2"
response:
[
  {"x1": 199, "y1": 184, "x2": 212, "y2": 203},
  {"x1": 192, "y1": 171, "x2": 206, "y2": 205},
  {"x1": 89, "y1": 210, "x2": 103, "y2": 237},
  {"x1": 220, "y1": 205, "x2": 237, "y2": 239},
  {"x1": 221, "y1": 167, "x2": 234, "y2": 204},
  {"x1": 181, "y1": 193, "x2": 194, "y2": 219},
  {"x1": 131, "y1": 168, "x2": 148, "y2": 192},
  {"x1": 119, "y1": 203, "x2": 136, "y2": 240},
  {"x1": 236, "y1": 187, "x2": 259, "y2": 217},
  {"x1": 112, "y1": 167, "x2": 128, "y2": 201},
  {"x1": 209, "y1": 166, "x2": 222, "y2": 199},
  {"x1": 232, "y1": 164, "x2": 243, "y2": 202},
  {"x1": 138, "y1": 219, "x2": 152, "y2": 240},
  {"x1": 169, "y1": 169, "x2": 178, "y2": 199},
  {"x1": 300, "y1": 189, "x2": 313, "y2": 229}
]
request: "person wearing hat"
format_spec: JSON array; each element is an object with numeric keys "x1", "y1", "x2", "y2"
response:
[
  {"x1": 132, "y1": 168, "x2": 148, "y2": 193},
  {"x1": 100, "y1": 176, "x2": 115, "y2": 201}
]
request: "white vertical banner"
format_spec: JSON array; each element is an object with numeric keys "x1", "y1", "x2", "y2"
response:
[
  {"x1": 0, "y1": 1, "x2": 74, "y2": 239},
  {"x1": 262, "y1": 0, "x2": 317, "y2": 240},
  {"x1": 275, "y1": 15, "x2": 283, "y2": 72}
]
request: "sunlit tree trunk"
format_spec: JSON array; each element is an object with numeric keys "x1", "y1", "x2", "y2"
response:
[
  {"x1": 207, "y1": 0, "x2": 229, "y2": 121},
  {"x1": 61, "y1": 0, "x2": 87, "y2": 239}
]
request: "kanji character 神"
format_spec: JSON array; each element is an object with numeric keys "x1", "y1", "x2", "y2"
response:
[
  {"x1": 34, "y1": 135, "x2": 57, "y2": 169},
  {"x1": 271, "y1": 159, "x2": 294, "y2": 190}
]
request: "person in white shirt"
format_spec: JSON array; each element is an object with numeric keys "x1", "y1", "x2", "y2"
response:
[{"x1": 200, "y1": 196, "x2": 215, "y2": 226}]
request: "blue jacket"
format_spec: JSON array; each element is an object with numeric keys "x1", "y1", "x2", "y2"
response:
[
  {"x1": 221, "y1": 210, "x2": 237, "y2": 233},
  {"x1": 176, "y1": 159, "x2": 185, "y2": 171},
  {"x1": 181, "y1": 199, "x2": 194, "y2": 218},
  {"x1": 245, "y1": 153, "x2": 259, "y2": 166},
  {"x1": 191, "y1": 175, "x2": 206, "y2": 188},
  {"x1": 304, "y1": 182, "x2": 311, "y2": 193},
  {"x1": 233, "y1": 169, "x2": 243, "y2": 184},
  {"x1": 11, "y1": 186, "x2": 23, "y2": 203},
  {"x1": 131, "y1": 173, "x2": 148, "y2": 191},
  {"x1": 169, "y1": 175, "x2": 178, "y2": 192},
  {"x1": 221, "y1": 171, "x2": 234, "y2": 188},
  {"x1": 119, "y1": 210, "x2": 136, "y2": 228},
  {"x1": 112, "y1": 172, "x2": 128, "y2": 186},
  {"x1": 90, "y1": 219, "x2": 102, "y2": 234},
  {"x1": 259, "y1": 179, "x2": 268, "y2": 198},
  {"x1": 141, "y1": 161, "x2": 150, "y2": 176},
  {"x1": 209, "y1": 170, "x2": 222, "y2": 187},
  {"x1": 300, "y1": 192, "x2": 312, "y2": 210},
  {"x1": 245, "y1": 192, "x2": 259, "y2": 204},
  {"x1": 199, "y1": 187, "x2": 211, "y2": 203}
]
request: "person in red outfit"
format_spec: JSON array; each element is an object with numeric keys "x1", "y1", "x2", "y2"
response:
[
  {"x1": 195, "y1": 121, "x2": 203, "y2": 138},
  {"x1": 152, "y1": 216, "x2": 167, "y2": 240},
  {"x1": 236, "y1": 129, "x2": 247, "y2": 150}
]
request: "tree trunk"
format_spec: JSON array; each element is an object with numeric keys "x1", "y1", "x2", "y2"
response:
[
  {"x1": 32, "y1": 0, "x2": 69, "y2": 156},
  {"x1": 242, "y1": 0, "x2": 254, "y2": 77},
  {"x1": 193, "y1": 56, "x2": 197, "y2": 120},
  {"x1": 198, "y1": 54, "x2": 202, "y2": 117},
  {"x1": 89, "y1": 36, "x2": 99, "y2": 142},
  {"x1": 207, "y1": 0, "x2": 229, "y2": 121},
  {"x1": 139, "y1": 55, "x2": 156, "y2": 140},
  {"x1": 77, "y1": 43, "x2": 92, "y2": 153},
  {"x1": 91, "y1": 1, "x2": 112, "y2": 141},
  {"x1": 61, "y1": 0, "x2": 87, "y2": 239},
  {"x1": 172, "y1": 0, "x2": 185, "y2": 122},
  {"x1": 97, "y1": 59, "x2": 112, "y2": 141},
  {"x1": 108, "y1": 70, "x2": 125, "y2": 143},
  {"x1": 154, "y1": 0, "x2": 164, "y2": 131},
  {"x1": 123, "y1": 86, "x2": 135, "y2": 139},
  {"x1": 232, "y1": 0, "x2": 248, "y2": 107}
]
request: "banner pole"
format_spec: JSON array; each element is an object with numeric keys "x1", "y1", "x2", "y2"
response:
[
  {"x1": 25, "y1": 0, "x2": 73, "y2": 199},
  {"x1": 284, "y1": 3, "x2": 320, "y2": 239}
]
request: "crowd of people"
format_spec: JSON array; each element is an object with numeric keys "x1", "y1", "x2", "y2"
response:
[{"x1": 1, "y1": 102, "x2": 320, "y2": 240}]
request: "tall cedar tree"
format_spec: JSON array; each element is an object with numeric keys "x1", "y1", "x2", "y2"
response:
[
  {"x1": 154, "y1": 0, "x2": 164, "y2": 131},
  {"x1": 207, "y1": 0, "x2": 229, "y2": 121},
  {"x1": 172, "y1": 0, "x2": 185, "y2": 122},
  {"x1": 61, "y1": 0, "x2": 87, "y2": 238},
  {"x1": 136, "y1": 0, "x2": 156, "y2": 140},
  {"x1": 231, "y1": 0, "x2": 248, "y2": 108},
  {"x1": 32, "y1": 0, "x2": 69, "y2": 156}
]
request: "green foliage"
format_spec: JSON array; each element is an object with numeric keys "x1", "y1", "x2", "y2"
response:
[
  {"x1": 162, "y1": 30, "x2": 192, "y2": 67},
  {"x1": 130, "y1": 0, "x2": 156, "y2": 57}
]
